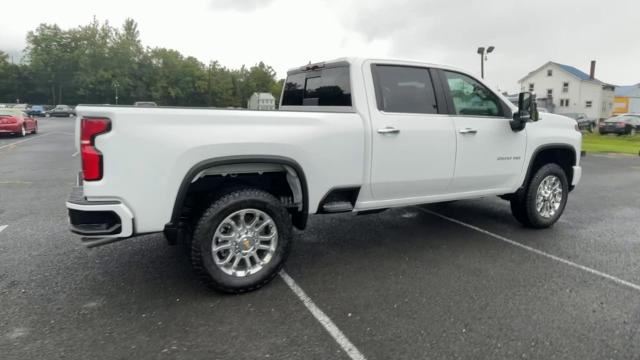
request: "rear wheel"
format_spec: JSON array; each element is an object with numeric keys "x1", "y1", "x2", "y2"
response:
[
  {"x1": 190, "y1": 188, "x2": 292, "y2": 293},
  {"x1": 19, "y1": 125, "x2": 26, "y2": 137},
  {"x1": 630, "y1": 128, "x2": 636, "y2": 136},
  {"x1": 510, "y1": 163, "x2": 568, "y2": 228},
  {"x1": 588, "y1": 123, "x2": 594, "y2": 133}
]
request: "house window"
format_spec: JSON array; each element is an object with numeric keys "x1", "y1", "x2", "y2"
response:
[
  {"x1": 529, "y1": 83, "x2": 534, "y2": 92},
  {"x1": 585, "y1": 101, "x2": 592, "y2": 108},
  {"x1": 547, "y1": 69, "x2": 553, "y2": 77},
  {"x1": 560, "y1": 99, "x2": 570, "y2": 107},
  {"x1": 562, "y1": 82, "x2": 569, "y2": 92},
  {"x1": 547, "y1": 89, "x2": 553, "y2": 98}
]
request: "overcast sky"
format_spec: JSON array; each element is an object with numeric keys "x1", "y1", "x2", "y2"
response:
[{"x1": 1, "y1": 0, "x2": 638, "y2": 92}]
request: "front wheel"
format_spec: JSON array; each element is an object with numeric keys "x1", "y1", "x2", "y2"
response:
[
  {"x1": 19, "y1": 125, "x2": 27, "y2": 137},
  {"x1": 630, "y1": 128, "x2": 637, "y2": 136},
  {"x1": 510, "y1": 163, "x2": 569, "y2": 228},
  {"x1": 190, "y1": 188, "x2": 292, "y2": 293},
  {"x1": 588, "y1": 124, "x2": 594, "y2": 133}
]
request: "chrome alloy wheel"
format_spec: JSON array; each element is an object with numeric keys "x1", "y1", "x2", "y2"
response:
[
  {"x1": 535, "y1": 175, "x2": 563, "y2": 218},
  {"x1": 211, "y1": 209, "x2": 278, "y2": 277}
]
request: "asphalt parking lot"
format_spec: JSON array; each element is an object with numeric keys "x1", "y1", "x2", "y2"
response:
[{"x1": 1, "y1": 118, "x2": 640, "y2": 360}]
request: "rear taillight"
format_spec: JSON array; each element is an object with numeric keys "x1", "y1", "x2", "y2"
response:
[
  {"x1": 617, "y1": 122, "x2": 626, "y2": 128},
  {"x1": 81, "y1": 118, "x2": 111, "y2": 181}
]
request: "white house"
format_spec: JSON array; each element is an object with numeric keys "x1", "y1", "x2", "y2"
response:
[
  {"x1": 519, "y1": 61, "x2": 615, "y2": 120},
  {"x1": 247, "y1": 92, "x2": 276, "y2": 110}
]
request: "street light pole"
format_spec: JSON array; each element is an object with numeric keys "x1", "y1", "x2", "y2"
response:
[
  {"x1": 112, "y1": 80, "x2": 120, "y2": 105},
  {"x1": 477, "y1": 46, "x2": 495, "y2": 79}
]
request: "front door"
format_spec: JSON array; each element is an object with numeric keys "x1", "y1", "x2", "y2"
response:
[
  {"x1": 438, "y1": 70, "x2": 526, "y2": 193},
  {"x1": 367, "y1": 64, "x2": 457, "y2": 201}
]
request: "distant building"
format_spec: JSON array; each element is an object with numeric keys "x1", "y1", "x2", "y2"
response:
[
  {"x1": 613, "y1": 84, "x2": 640, "y2": 114},
  {"x1": 247, "y1": 92, "x2": 276, "y2": 110},
  {"x1": 519, "y1": 61, "x2": 615, "y2": 120}
]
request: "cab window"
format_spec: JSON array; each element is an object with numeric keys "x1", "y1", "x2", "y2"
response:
[
  {"x1": 442, "y1": 71, "x2": 504, "y2": 117},
  {"x1": 281, "y1": 66, "x2": 352, "y2": 107}
]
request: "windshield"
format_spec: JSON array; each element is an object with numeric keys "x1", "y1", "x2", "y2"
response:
[{"x1": 0, "y1": 110, "x2": 20, "y2": 116}]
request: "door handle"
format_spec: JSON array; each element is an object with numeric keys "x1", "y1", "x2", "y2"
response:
[
  {"x1": 377, "y1": 127, "x2": 400, "y2": 135},
  {"x1": 458, "y1": 128, "x2": 478, "y2": 134}
]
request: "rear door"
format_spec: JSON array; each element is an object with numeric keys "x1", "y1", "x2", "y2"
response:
[
  {"x1": 366, "y1": 63, "x2": 456, "y2": 201},
  {"x1": 436, "y1": 69, "x2": 526, "y2": 193}
]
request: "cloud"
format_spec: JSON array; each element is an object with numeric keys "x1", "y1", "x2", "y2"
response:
[
  {"x1": 330, "y1": 0, "x2": 640, "y2": 89},
  {"x1": 210, "y1": 0, "x2": 277, "y2": 11}
]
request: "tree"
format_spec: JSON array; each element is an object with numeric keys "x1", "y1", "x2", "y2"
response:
[
  {"x1": 5, "y1": 19, "x2": 281, "y2": 107},
  {"x1": 271, "y1": 79, "x2": 284, "y2": 107}
]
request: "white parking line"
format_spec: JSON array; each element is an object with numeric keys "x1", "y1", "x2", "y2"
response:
[
  {"x1": 279, "y1": 271, "x2": 367, "y2": 360},
  {"x1": 417, "y1": 208, "x2": 640, "y2": 293},
  {"x1": 0, "y1": 132, "x2": 58, "y2": 151},
  {"x1": 0, "y1": 225, "x2": 7, "y2": 233}
]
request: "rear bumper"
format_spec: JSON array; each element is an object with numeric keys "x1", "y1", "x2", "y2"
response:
[
  {"x1": 599, "y1": 127, "x2": 626, "y2": 134},
  {"x1": 577, "y1": 122, "x2": 594, "y2": 130},
  {"x1": 0, "y1": 124, "x2": 20, "y2": 133},
  {"x1": 66, "y1": 186, "x2": 134, "y2": 239}
]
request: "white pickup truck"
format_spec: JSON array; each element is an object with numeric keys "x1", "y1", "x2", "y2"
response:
[{"x1": 67, "y1": 58, "x2": 582, "y2": 293}]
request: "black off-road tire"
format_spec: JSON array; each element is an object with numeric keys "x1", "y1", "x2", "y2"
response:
[
  {"x1": 190, "y1": 187, "x2": 292, "y2": 293},
  {"x1": 510, "y1": 163, "x2": 569, "y2": 228}
]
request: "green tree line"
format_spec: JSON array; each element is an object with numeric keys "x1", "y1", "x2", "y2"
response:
[{"x1": 0, "y1": 18, "x2": 284, "y2": 107}]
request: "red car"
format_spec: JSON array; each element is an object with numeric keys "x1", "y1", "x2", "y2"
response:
[{"x1": 0, "y1": 109, "x2": 38, "y2": 137}]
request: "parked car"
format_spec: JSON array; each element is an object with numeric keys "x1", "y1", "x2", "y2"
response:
[
  {"x1": 134, "y1": 101, "x2": 158, "y2": 107},
  {"x1": 0, "y1": 109, "x2": 38, "y2": 137},
  {"x1": 47, "y1": 105, "x2": 76, "y2": 117},
  {"x1": 561, "y1": 112, "x2": 596, "y2": 132},
  {"x1": 599, "y1": 114, "x2": 640, "y2": 136},
  {"x1": 67, "y1": 57, "x2": 582, "y2": 293},
  {"x1": 27, "y1": 105, "x2": 47, "y2": 117}
]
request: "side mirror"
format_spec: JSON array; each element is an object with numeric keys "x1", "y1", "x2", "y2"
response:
[{"x1": 510, "y1": 92, "x2": 539, "y2": 131}]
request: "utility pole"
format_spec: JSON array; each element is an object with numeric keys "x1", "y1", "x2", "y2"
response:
[{"x1": 477, "y1": 46, "x2": 495, "y2": 79}]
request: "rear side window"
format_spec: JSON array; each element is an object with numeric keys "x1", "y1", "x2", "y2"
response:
[
  {"x1": 372, "y1": 65, "x2": 438, "y2": 114},
  {"x1": 281, "y1": 66, "x2": 351, "y2": 106}
]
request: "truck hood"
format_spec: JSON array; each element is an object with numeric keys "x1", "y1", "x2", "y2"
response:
[{"x1": 538, "y1": 112, "x2": 576, "y2": 128}]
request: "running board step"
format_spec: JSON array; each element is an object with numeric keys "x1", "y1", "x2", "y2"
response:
[{"x1": 322, "y1": 201, "x2": 354, "y2": 213}]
